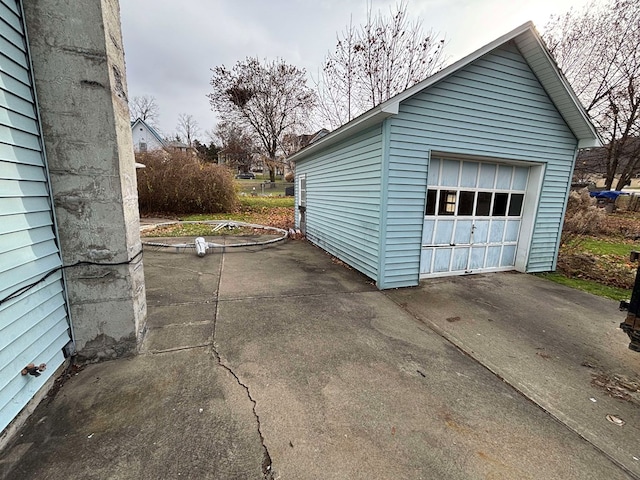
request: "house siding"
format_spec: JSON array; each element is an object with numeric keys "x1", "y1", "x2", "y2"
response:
[
  {"x1": 384, "y1": 41, "x2": 578, "y2": 283},
  {"x1": 131, "y1": 120, "x2": 165, "y2": 152},
  {"x1": 0, "y1": 0, "x2": 71, "y2": 434},
  {"x1": 296, "y1": 126, "x2": 383, "y2": 281}
]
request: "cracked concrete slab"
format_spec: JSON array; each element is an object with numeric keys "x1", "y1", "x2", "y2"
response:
[
  {"x1": 0, "y1": 348, "x2": 267, "y2": 480},
  {"x1": 2, "y1": 240, "x2": 638, "y2": 480},
  {"x1": 215, "y1": 292, "x2": 633, "y2": 479}
]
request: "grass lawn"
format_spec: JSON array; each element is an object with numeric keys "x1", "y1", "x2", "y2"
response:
[
  {"x1": 552, "y1": 210, "x2": 640, "y2": 299},
  {"x1": 164, "y1": 196, "x2": 296, "y2": 231},
  {"x1": 235, "y1": 178, "x2": 294, "y2": 197},
  {"x1": 537, "y1": 272, "x2": 631, "y2": 301}
]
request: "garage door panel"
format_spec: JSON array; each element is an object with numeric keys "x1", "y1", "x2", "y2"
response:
[
  {"x1": 434, "y1": 249, "x2": 452, "y2": 272},
  {"x1": 452, "y1": 248, "x2": 469, "y2": 271},
  {"x1": 470, "y1": 246, "x2": 486, "y2": 269},
  {"x1": 422, "y1": 219, "x2": 435, "y2": 244},
  {"x1": 478, "y1": 163, "x2": 496, "y2": 188},
  {"x1": 441, "y1": 159, "x2": 460, "y2": 186},
  {"x1": 473, "y1": 220, "x2": 490, "y2": 243},
  {"x1": 489, "y1": 220, "x2": 506, "y2": 243},
  {"x1": 454, "y1": 220, "x2": 473, "y2": 244},
  {"x1": 513, "y1": 167, "x2": 529, "y2": 189},
  {"x1": 428, "y1": 158, "x2": 440, "y2": 184},
  {"x1": 501, "y1": 245, "x2": 517, "y2": 266},
  {"x1": 434, "y1": 219, "x2": 454, "y2": 244},
  {"x1": 505, "y1": 220, "x2": 520, "y2": 242},
  {"x1": 420, "y1": 248, "x2": 433, "y2": 273},
  {"x1": 497, "y1": 165, "x2": 513, "y2": 189},
  {"x1": 460, "y1": 162, "x2": 478, "y2": 187},
  {"x1": 486, "y1": 246, "x2": 502, "y2": 268}
]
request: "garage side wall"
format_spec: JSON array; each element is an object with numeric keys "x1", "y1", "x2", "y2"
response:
[
  {"x1": 295, "y1": 126, "x2": 383, "y2": 282},
  {"x1": 386, "y1": 41, "x2": 578, "y2": 279}
]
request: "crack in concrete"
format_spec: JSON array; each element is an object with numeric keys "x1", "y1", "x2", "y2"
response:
[
  {"x1": 211, "y1": 243, "x2": 274, "y2": 479},
  {"x1": 211, "y1": 346, "x2": 273, "y2": 479}
]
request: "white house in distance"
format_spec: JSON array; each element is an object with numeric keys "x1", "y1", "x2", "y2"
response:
[
  {"x1": 289, "y1": 22, "x2": 601, "y2": 290},
  {"x1": 131, "y1": 117, "x2": 165, "y2": 153}
]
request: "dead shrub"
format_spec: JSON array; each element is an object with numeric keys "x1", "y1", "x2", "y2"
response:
[
  {"x1": 136, "y1": 151, "x2": 238, "y2": 215},
  {"x1": 561, "y1": 188, "x2": 606, "y2": 244}
]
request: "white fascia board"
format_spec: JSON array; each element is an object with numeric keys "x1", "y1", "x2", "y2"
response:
[{"x1": 288, "y1": 103, "x2": 398, "y2": 163}]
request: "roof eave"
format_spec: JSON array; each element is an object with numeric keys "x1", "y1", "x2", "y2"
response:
[{"x1": 289, "y1": 102, "x2": 399, "y2": 163}]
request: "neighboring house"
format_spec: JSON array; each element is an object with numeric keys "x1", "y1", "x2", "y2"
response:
[
  {"x1": 166, "y1": 140, "x2": 195, "y2": 155},
  {"x1": 131, "y1": 117, "x2": 165, "y2": 152},
  {"x1": 289, "y1": 22, "x2": 600, "y2": 290},
  {"x1": 2, "y1": 0, "x2": 145, "y2": 444},
  {"x1": 574, "y1": 137, "x2": 640, "y2": 188},
  {"x1": 283, "y1": 129, "x2": 330, "y2": 155}
]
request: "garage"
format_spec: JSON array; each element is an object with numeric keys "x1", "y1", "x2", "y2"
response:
[
  {"x1": 290, "y1": 22, "x2": 600, "y2": 290},
  {"x1": 421, "y1": 157, "x2": 531, "y2": 277}
]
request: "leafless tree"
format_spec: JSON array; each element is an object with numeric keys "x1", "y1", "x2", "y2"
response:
[
  {"x1": 315, "y1": 1, "x2": 447, "y2": 129},
  {"x1": 130, "y1": 95, "x2": 159, "y2": 125},
  {"x1": 544, "y1": 0, "x2": 640, "y2": 190},
  {"x1": 209, "y1": 57, "x2": 316, "y2": 182},
  {"x1": 214, "y1": 121, "x2": 254, "y2": 172},
  {"x1": 176, "y1": 113, "x2": 201, "y2": 148}
]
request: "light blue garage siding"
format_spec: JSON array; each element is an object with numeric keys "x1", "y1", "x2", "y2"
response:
[
  {"x1": 378, "y1": 118, "x2": 429, "y2": 288},
  {"x1": 382, "y1": 41, "x2": 578, "y2": 284},
  {"x1": 296, "y1": 126, "x2": 383, "y2": 281},
  {"x1": 0, "y1": 0, "x2": 71, "y2": 434}
]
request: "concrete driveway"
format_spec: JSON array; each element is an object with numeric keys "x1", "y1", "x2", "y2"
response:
[{"x1": 1, "y1": 238, "x2": 638, "y2": 479}]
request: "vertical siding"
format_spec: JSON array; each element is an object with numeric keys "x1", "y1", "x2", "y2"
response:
[
  {"x1": 296, "y1": 126, "x2": 383, "y2": 281},
  {"x1": 0, "y1": 0, "x2": 71, "y2": 434},
  {"x1": 384, "y1": 41, "x2": 578, "y2": 282}
]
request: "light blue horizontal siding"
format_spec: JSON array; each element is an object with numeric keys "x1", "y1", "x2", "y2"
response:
[
  {"x1": 385, "y1": 41, "x2": 578, "y2": 281},
  {"x1": 296, "y1": 126, "x2": 383, "y2": 281},
  {"x1": 0, "y1": 0, "x2": 70, "y2": 434}
]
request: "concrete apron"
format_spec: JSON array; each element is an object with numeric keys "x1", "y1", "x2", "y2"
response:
[
  {"x1": 215, "y1": 240, "x2": 633, "y2": 479},
  {"x1": 1, "y1": 238, "x2": 637, "y2": 479},
  {"x1": 386, "y1": 273, "x2": 640, "y2": 478}
]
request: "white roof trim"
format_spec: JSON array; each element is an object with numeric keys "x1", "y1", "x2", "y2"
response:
[
  {"x1": 289, "y1": 21, "x2": 601, "y2": 163},
  {"x1": 131, "y1": 117, "x2": 167, "y2": 147}
]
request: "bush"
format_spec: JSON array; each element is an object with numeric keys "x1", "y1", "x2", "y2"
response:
[
  {"x1": 136, "y1": 151, "x2": 238, "y2": 215},
  {"x1": 562, "y1": 188, "x2": 606, "y2": 242}
]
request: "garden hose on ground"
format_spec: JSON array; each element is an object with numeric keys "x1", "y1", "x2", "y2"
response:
[{"x1": 141, "y1": 220, "x2": 291, "y2": 255}]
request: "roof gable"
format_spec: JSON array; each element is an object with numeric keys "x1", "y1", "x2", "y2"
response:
[
  {"x1": 131, "y1": 117, "x2": 166, "y2": 147},
  {"x1": 290, "y1": 22, "x2": 601, "y2": 163}
]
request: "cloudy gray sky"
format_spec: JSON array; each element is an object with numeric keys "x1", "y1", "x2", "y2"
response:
[{"x1": 120, "y1": 0, "x2": 590, "y2": 140}]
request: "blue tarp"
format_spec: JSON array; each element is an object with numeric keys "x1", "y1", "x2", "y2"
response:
[{"x1": 589, "y1": 190, "x2": 628, "y2": 200}]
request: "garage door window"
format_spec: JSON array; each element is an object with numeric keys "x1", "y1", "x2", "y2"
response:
[{"x1": 425, "y1": 190, "x2": 524, "y2": 218}]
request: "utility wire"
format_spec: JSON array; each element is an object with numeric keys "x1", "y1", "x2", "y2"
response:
[{"x1": 0, "y1": 249, "x2": 143, "y2": 306}]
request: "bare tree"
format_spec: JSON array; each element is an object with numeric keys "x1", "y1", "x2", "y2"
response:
[
  {"x1": 544, "y1": 0, "x2": 640, "y2": 190},
  {"x1": 214, "y1": 121, "x2": 254, "y2": 172},
  {"x1": 176, "y1": 113, "x2": 201, "y2": 148},
  {"x1": 315, "y1": 1, "x2": 447, "y2": 129},
  {"x1": 209, "y1": 57, "x2": 316, "y2": 182},
  {"x1": 130, "y1": 95, "x2": 159, "y2": 125}
]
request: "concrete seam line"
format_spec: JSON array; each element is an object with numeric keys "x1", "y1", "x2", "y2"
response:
[
  {"x1": 383, "y1": 291, "x2": 640, "y2": 480},
  {"x1": 211, "y1": 237, "x2": 274, "y2": 479}
]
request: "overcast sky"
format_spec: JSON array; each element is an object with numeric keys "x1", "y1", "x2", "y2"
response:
[{"x1": 120, "y1": 0, "x2": 591, "y2": 140}]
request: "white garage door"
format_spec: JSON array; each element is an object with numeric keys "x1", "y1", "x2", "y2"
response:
[{"x1": 420, "y1": 158, "x2": 529, "y2": 278}]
